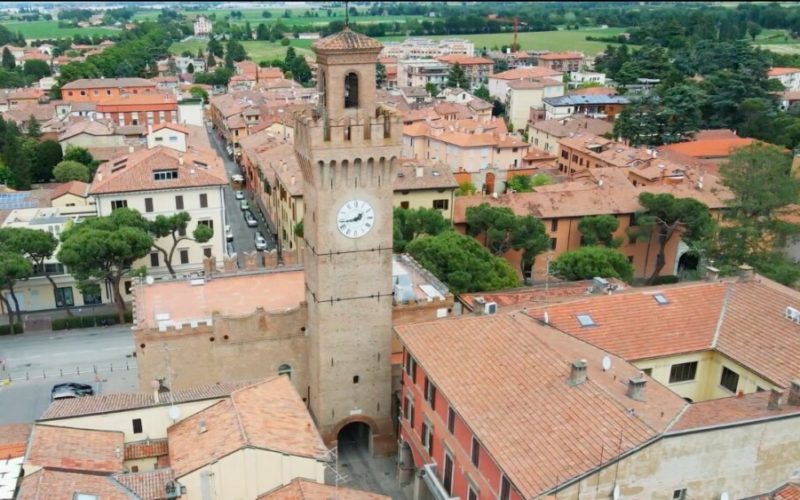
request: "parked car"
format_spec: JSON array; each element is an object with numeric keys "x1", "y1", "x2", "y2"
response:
[
  {"x1": 225, "y1": 225, "x2": 233, "y2": 242},
  {"x1": 254, "y1": 231, "x2": 268, "y2": 251},
  {"x1": 235, "y1": 191, "x2": 245, "y2": 200},
  {"x1": 240, "y1": 199, "x2": 250, "y2": 211},
  {"x1": 244, "y1": 210, "x2": 258, "y2": 227},
  {"x1": 51, "y1": 382, "x2": 94, "y2": 401}
]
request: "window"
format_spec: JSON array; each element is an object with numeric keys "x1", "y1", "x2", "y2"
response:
[
  {"x1": 422, "y1": 420, "x2": 433, "y2": 456},
  {"x1": 54, "y1": 287, "x2": 74, "y2": 308},
  {"x1": 106, "y1": 89, "x2": 111, "y2": 96},
  {"x1": 155, "y1": 137, "x2": 164, "y2": 142},
  {"x1": 175, "y1": 195, "x2": 184, "y2": 210},
  {"x1": 470, "y1": 437, "x2": 480, "y2": 466},
  {"x1": 447, "y1": 406, "x2": 455, "y2": 434},
  {"x1": 500, "y1": 475, "x2": 511, "y2": 500},
  {"x1": 653, "y1": 293, "x2": 669, "y2": 305},
  {"x1": 669, "y1": 362, "x2": 697, "y2": 384},
  {"x1": 144, "y1": 197, "x2": 153, "y2": 213},
  {"x1": 467, "y1": 483, "x2": 478, "y2": 500},
  {"x1": 400, "y1": 201, "x2": 410, "y2": 209},
  {"x1": 200, "y1": 193, "x2": 208, "y2": 208},
  {"x1": 198, "y1": 220, "x2": 213, "y2": 232},
  {"x1": 550, "y1": 237, "x2": 557, "y2": 250},
  {"x1": 82, "y1": 285, "x2": 102, "y2": 305},
  {"x1": 178, "y1": 225, "x2": 186, "y2": 237},
  {"x1": 132, "y1": 418, "x2": 143, "y2": 434},
  {"x1": 673, "y1": 489, "x2": 687, "y2": 500},
  {"x1": 424, "y1": 378, "x2": 436, "y2": 410},
  {"x1": 405, "y1": 353, "x2": 417, "y2": 382},
  {"x1": 111, "y1": 200, "x2": 128, "y2": 211},
  {"x1": 150, "y1": 253, "x2": 159, "y2": 267},
  {"x1": 353, "y1": 375, "x2": 359, "y2": 384},
  {"x1": 278, "y1": 364, "x2": 292, "y2": 379},
  {"x1": 180, "y1": 249, "x2": 189, "y2": 264},
  {"x1": 628, "y1": 255, "x2": 634, "y2": 264},
  {"x1": 720, "y1": 366, "x2": 740, "y2": 393},
  {"x1": 203, "y1": 247, "x2": 212, "y2": 258},
  {"x1": 154, "y1": 169, "x2": 178, "y2": 181},
  {"x1": 432, "y1": 199, "x2": 449, "y2": 210},
  {"x1": 404, "y1": 394, "x2": 415, "y2": 429},
  {"x1": 80, "y1": 90, "x2": 86, "y2": 96},
  {"x1": 130, "y1": 465, "x2": 139, "y2": 473},
  {"x1": 443, "y1": 451, "x2": 454, "y2": 496},
  {"x1": 124, "y1": 281, "x2": 133, "y2": 294},
  {"x1": 576, "y1": 314, "x2": 595, "y2": 327},
  {"x1": 642, "y1": 368, "x2": 653, "y2": 377},
  {"x1": 551, "y1": 219, "x2": 558, "y2": 232}
]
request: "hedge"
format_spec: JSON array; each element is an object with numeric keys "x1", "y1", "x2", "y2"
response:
[
  {"x1": 52, "y1": 312, "x2": 133, "y2": 331},
  {"x1": 0, "y1": 323, "x2": 23, "y2": 335},
  {"x1": 650, "y1": 275, "x2": 680, "y2": 285}
]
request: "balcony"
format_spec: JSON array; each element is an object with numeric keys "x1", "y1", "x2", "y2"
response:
[{"x1": 421, "y1": 463, "x2": 458, "y2": 500}]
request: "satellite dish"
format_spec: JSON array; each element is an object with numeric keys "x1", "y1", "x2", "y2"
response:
[
  {"x1": 145, "y1": 275, "x2": 155, "y2": 285},
  {"x1": 612, "y1": 484, "x2": 620, "y2": 500},
  {"x1": 720, "y1": 493, "x2": 729, "y2": 500},
  {"x1": 168, "y1": 405, "x2": 181, "y2": 421},
  {"x1": 602, "y1": 356, "x2": 612, "y2": 371}
]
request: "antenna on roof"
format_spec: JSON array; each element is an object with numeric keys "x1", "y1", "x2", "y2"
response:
[{"x1": 345, "y1": 0, "x2": 350, "y2": 27}]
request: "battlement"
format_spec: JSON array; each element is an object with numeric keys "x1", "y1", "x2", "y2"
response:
[{"x1": 294, "y1": 105, "x2": 403, "y2": 155}]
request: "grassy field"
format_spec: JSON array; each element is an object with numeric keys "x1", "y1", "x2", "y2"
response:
[
  {"x1": 378, "y1": 27, "x2": 629, "y2": 55},
  {"x1": 0, "y1": 20, "x2": 119, "y2": 39},
  {"x1": 135, "y1": 8, "x2": 425, "y2": 27},
  {"x1": 170, "y1": 39, "x2": 313, "y2": 63},
  {"x1": 754, "y1": 29, "x2": 800, "y2": 55}
]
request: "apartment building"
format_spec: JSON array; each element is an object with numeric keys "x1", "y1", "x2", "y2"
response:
[
  {"x1": 397, "y1": 59, "x2": 449, "y2": 89},
  {"x1": 543, "y1": 94, "x2": 630, "y2": 120},
  {"x1": 60, "y1": 78, "x2": 157, "y2": 102},
  {"x1": 436, "y1": 54, "x2": 494, "y2": 89},
  {"x1": 505, "y1": 78, "x2": 564, "y2": 132},
  {"x1": 527, "y1": 115, "x2": 613, "y2": 154},
  {"x1": 396, "y1": 277, "x2": 800, "y2": 499},
  {"x1": 193, "y1": 15, "x2": 212, "y2": 37},
  {"x1": 568, "y1": 70, "x2": 607, "y2": 88},
  {"x1": 488, "y1": 66, "x2": 563, "y2": 100},
  {"x1": 537, "y1": 51, "x2": 584, "y2": 72},
  {"x1": 95, "y1": 93, "x2": 179, "y2": 127},
  {"x1": 381, "y1": 38, "x2": 474, "y2": 60},
  {"x1": 90, "y1": 146, "x2": 228, "y2": 279}
]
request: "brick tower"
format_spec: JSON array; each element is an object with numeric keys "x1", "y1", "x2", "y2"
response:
[{"x1": 294, "y1": 28, "x2": 402, "y2": 454}]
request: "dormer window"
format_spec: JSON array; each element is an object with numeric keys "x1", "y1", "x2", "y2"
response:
[{"x1": 154, "y1": 169, "x2": 178, "y2": 181}]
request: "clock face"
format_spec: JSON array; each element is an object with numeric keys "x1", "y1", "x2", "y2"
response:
[{"x1": 337, "y1": 199, "x2": 375, "y2": 239}]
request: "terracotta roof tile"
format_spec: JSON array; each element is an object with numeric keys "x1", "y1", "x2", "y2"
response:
[
  {"x1": 96, "y1": 93, "x2": 177, "y2": 107},
  {"x1": 670, "y1": 391, "x2": 800, "y2": 432},
  {"x1": 258, "y1": 478, "x2": 389, "y2": 499},
  {"x1": 61, "y1": 77, "x2": 155, "y2": 90},
  {"x1": 26, "y1": 425, "x2": 124, "y2": 473},
  {"x1": 460, "y1": 279, "x2": 626, "y2": 311},
  {"x1": 50, "y1": 180, "x2": 90, "y2": 200},
  {"x1": 395, "y1": 160, "x2": 458, "y2": 191},
  {"x1": 659, "y1": 137, "x2": 756, "y2": 158},
  {"x1": 769, "y1": 67, "x2": 800, "y2": 77},
  {"x1": 40, "y1": 380, "x2": 254, "y2": 420},
  {"x1": 491, "y1": 66, "x2": 562, "y2": 80},
  {"x1": 0, "y1": 423, "x2": 31, "y2": 447},
  {"x1": 112, "y1": 468, "x2": 174, "y2": 499},
  {"x1": 124, "y1": 438, "x2": 169, "y2": 460},
  {"x1": 58, "y1": 119, "x2": 115, "y2": 141},
  {"x1": 396, "y1": 313, "x2": 685, "y2": 498},
  {"x1": 568, "y1": 86, "x2": 618, "y2": 96},
  {"x1": 436, "y1": 54, "x2": 493, "y2": 65},
  {"x1": 313, "y1": 27, "x2": 382, "y2": 52},
  {"x1": 529, "y1": 116, "x2": 612, "y2": 138},
  {"x1": 16, "y1": 469, "x2": 131, "y2": 500},
  {"x1": 538, "y1": 51, "x2": 584, "y2": 60},
  {"x1": 168, "y1": 376, "x2": 328, "y2": 478}
]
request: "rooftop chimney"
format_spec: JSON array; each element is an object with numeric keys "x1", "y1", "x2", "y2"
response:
[
  {"x1": 153, "y1": 388, "x2": 159, "y2": 404},
  {"x1": 768, "y1": 388, "x2": 783, "y2": 410},
  {"x1": 415, "y1": 166, "x2": 424, "y2": 178},
  {"x1": 567, "y1": 359, "x2": 587, "y2": 386},
  {"x1": 148, "y1": 124, "x2": 153, "y2": 136},
  {"x1": 626, "y1": 375, "x2": 646, "y2": 401},
  {"x1": 788, "y1": 380, "x2": 800, "y2": 406},
  {"x1": 198, "y1": 419, "x2": 207, "y2": 434},
  {"x1": 178, "y1": 155, "x2": 184, "y2": 166},
  {"x1": 738, "y1": 264, "x2": 754, "y2": 282},
  {"x1": 705, "y1": 265, "x2": 719, "y2": 282},
  {"x1": 128, "y1": 145, "x2": 134, "y2": 154}
]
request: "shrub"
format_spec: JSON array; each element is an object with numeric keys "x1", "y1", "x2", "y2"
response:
[
  {"x1": 50, "y1": 312, "x2": 132, "y2": 330},
  {"x1": 0, "y1": 323, "x2": 23, "y2": 335}
]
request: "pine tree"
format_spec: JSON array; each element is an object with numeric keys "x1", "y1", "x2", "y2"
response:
[
  {"x1": 1, "y1": 47, "x2": 15, "y2": 71},
  {"x1": 445, "y1": 63, "x2": 470, "y2": 89}
]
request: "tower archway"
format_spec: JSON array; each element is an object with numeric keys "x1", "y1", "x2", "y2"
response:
[{"x1": 337, "y1": 420, "x2": 372, "y2": 456}]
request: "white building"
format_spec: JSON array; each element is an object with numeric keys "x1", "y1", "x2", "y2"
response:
[
  {"x1": 381, "y1": 38, "x2": 474, "y2": 60},
  {"x1": 769, "y1": 67, "x2": 800, "y2": 92},
  {"x1": 193, "y1": 15, "x2": 212, "y2": 38},
  {"x1": 90, "y1": 146, "x2": 228, "y2": 279},
  {"x1": 568, "y1": 70, "x2": 607, "y2": 88},
  {"x1": 174, "y1": 56, "x2": 206, "y2": 74},
  {"x1": 397, "y1": 59, "x2": 449, "y2": 89},
  {"x1": 488, "y1": 66, "x2": 564, "y2": 100}
]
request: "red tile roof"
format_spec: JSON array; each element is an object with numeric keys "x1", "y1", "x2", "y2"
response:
[
  {"x1": 168, "y1": 376, "x2": 328, "y2": 478},
  {"x1": 124, "y1": 438, "x2": 169, "y2": 460},
  {"x1": 50, "y1": 180, "x2": 90, "y2": 200},
  {"x1": 769, "y1": 67, "x2": 800, "y2": 77},
  {"x1": 16, "y1": 469, "x2": 131, "y2": 500},
  {"x1": 0, "y1": 423, "x2": 31, "y2": 447},
  {"x1": 61, "y1": 78, "x2": 155, "y2": 90},
  {"x1": 258, "y1": 478, "x2": 389, "y2": 499},
  {"x1": 437, "y1": 54, "x2": 493, "y2": 65},
  {"x1": 538, "y1": 51, "x2": 584, "y2": 60},
  {"x1": 113, "y1": 468, "x2": 174, "y2": 500},
  {"x1": 26, "y1": 425, "x2": 124, "y2": 473},
  {"x1": 659, "y1": 137, "x2": 755, "y2": 158},
  {"x1": 313, "y1": 27, "x2": 382, "y2": 52},
  {"x1": 669, "y1": 391, "x2": 800, "y2": 432},
  {"x1": 396, "y1": 313, "x2": 685, "y2": 498},
  {"x1": 492, "y1": 67, "x2": 562, "y2": 80}
]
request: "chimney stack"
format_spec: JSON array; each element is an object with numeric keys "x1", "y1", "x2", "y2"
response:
[
  {"x1": 128, "y1": 145, "x2": 135, "y2": 154},
  {"x1": 705, "y1": 265, "x2": 719, "y2": 282},
  {"x1": 415, "y1": 166, "x2": 424, "y2": 178},
  {"x1": 738, "y1": 264, "x2": 754, "y2": 282},
  {"x1": 768, "y1": 388, "x2": 783, "y2": 410},
  {"x1": 148, "y1": 124, "x2": 153, "y2": 136},
  {"x1": 626, "y1": 375, "x2": 646, "y2": 401},
  {"x1": 788, "y1": 380, "x2": 800, "y2": 406},
  {"x1": 179, "y1": 155, "x2": 184, "y2": 166},
  {"x1": 567, "y1": 359, "x2": 587, "y2": 386},
  {"x1": 153, "y1": 388, "x2": 160, "y2": 404}
]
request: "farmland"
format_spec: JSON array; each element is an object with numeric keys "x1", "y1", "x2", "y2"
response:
[
  {"x1": 135, "y1": 8, "x2": 426, "y2": 27},
  {"x1": 754, "y1": 28, "x2": 800, "y2": 55},
  {"x1": 0, "y1": 20, "x2": 119, "y2": 39},
  {"x1": 169, "y1": 39, "x2": 314, "y2": 63}
]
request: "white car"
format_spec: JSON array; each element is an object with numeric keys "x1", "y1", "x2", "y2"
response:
[
  {"x1": 254, "y1": 231, "x2": 267, "y2": 251},
  {"x1": 235, "y1": 191, "x2": 244, "y2": 200},
  {"x1": 225, "y1": 225, "x2": 233, "y2": 241}
]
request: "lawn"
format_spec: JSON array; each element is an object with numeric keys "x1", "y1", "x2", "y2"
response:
[
  {"x1": 378, "y1": 27, "x2": 630, "y2": 55},
  {"x1": 754, "y1": 29, "x2": 800, "y2": 55},
  {"x1": 169, "y1": 39, "x2": 313, "y2": 63},
  {"x1": 1, "y1": 20, "x2": 119, "y2": 39},
  {"x1": 135, "y1": 8, "x2": 424, "y2": 27}
]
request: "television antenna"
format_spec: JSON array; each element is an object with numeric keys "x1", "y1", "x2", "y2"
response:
[{"x1": 322, "y1": 445, "x2": 349, "y2": 497}]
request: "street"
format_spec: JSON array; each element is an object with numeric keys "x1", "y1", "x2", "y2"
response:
[
  {"x1": 0, "y1": 326, "x2": 138, "y2": 424},
  {"x1": 205, "y1": 124, "x2": 276, "y2": 270}
]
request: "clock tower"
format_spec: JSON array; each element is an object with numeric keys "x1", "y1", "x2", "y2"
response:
[{"x1": 294, "y1": 28, "x2": 401, "y2": 454}]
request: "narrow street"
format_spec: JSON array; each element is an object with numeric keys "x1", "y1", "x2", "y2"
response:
[{"x1": 205, "y1": 124, "x2": 276, "y2": 269}]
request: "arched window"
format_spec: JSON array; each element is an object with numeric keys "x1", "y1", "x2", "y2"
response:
[
  {"x1": 344, "y1": 72, "x2": 359, "y2": 109},
  {"x1": 278, "y1": 364, "x2": 292, "y2": 379}
]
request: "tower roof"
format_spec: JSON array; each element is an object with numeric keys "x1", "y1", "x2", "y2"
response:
[{"x1": 312, "y1": 27, "x2": 382, "y2": 52}]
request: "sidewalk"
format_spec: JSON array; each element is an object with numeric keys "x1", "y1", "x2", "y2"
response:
[{"x1": 0, "y1": 304, "x2": 128, "y2": 331}]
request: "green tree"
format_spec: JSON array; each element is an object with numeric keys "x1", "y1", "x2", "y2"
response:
[
  {"x1": 531, "y1": 173, "x2": 552, "y2": 186},
  {"x1": 405, "y1": 231, "x2": 519, "y2": 294},
  {"x1": 425, "y1": 82, "x2": 439, "y2": 96},
  {"x1": 63, "y1": 145, "x2": 94, "y2": 167},
  {"x1": 393, "y1": 207, "x2": 449, "y2": 253},
  {"x1": 551, "y1": 246, "x2": 634, "y2": 283},
  {"x1": 290, "y1": 56, "x2": 312, "y2": 86},
  {"x1": 3, "y1": 132, "x2": 31, "y2": 190},
  {"x1": 58, "y1": 208, "x2": 153, "y2": 323},
  {"x1": 455, "y1": 180, "x2": 477, "y2": 196},
  {"x1": 206, "y1": 51, "x2": 216, "y2": 69},
  {"x1": 208, "y1": 38, "x2": 223, "y2": 57},
  {"x1": 474, "y1": 85, "x2": 490, "y2": 101},
  {"x1": 0, "y1": 251, "x2": 31, "y2": 329},
  {"x1": 262, "y1": 10, "x2": 273, "y2": 18},
  {"x1": 33, "y1": 140, "x2": 63, "y2": 182},
  {"x1": 376, "y1": 61, "x2": 386, "y2": 88},
  {"x1": 0, "y1": 227, "x2": 63, "y2": 317},
  {"x1": 445, "y1": 62, "x2": 470, "y2": 89},
  {"x1": 53, "y1": 160, "x2": 90, "y2": 182},
  {"x1": 148, "y1": 212, "x2": 213, "y2": 277},
  {"x1": 578, "y1": 215, "x2": 622, "y2": 247},
  {"x1": 22, "y1": 59, "x2": 50, "y2": 80},
  {"x1": 189, "y1": 86, "x2": 209, "y2": 102},
  {"x1": 634, "y1": 193, "x2": 715, "y2": 284},
  {"x1": 225, "y1": 39, "x2": 247, "y2": 63},
  {"x1": 506, "y1": 175, "x2": 534, "y2": 193},
  {"x1": 1, "y1": 47, "x2": 14, "y2": 70},
  {"x1": 26, "y1": 116, "x2": 41, "y2": 138},
  {"x1": 186, "y1": 62, "x2": 195, "y2": 74}
]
